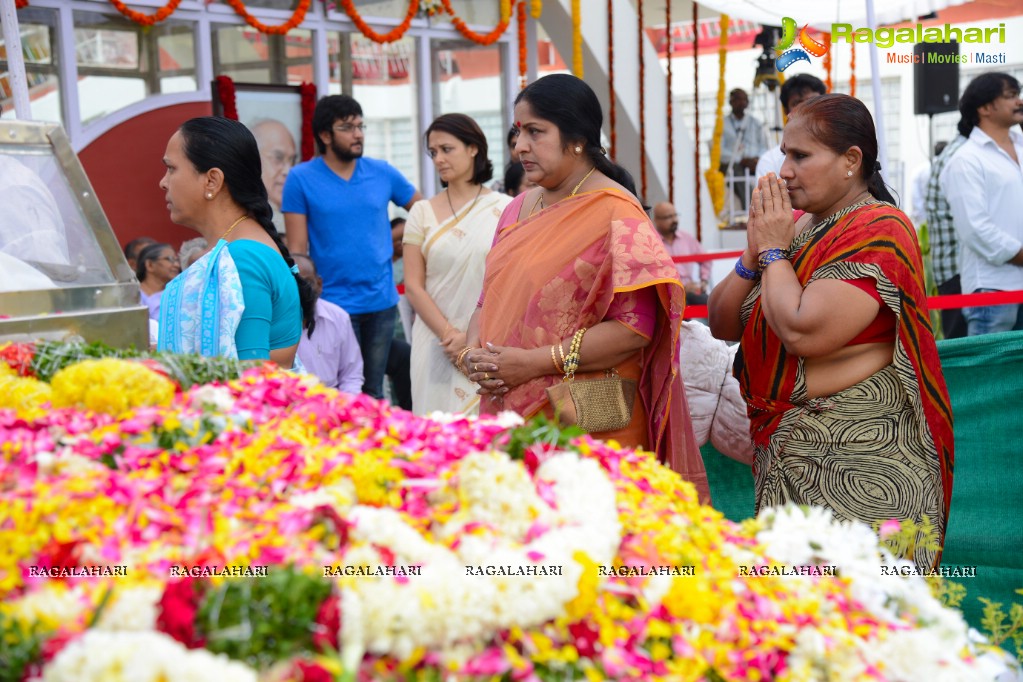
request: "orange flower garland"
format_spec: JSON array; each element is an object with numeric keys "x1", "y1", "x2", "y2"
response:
[
  {"x1": 340, "y1": 0, "x2": 417, "y2": 44},
  {"x1": 823, "y1": 32, "x2": 833, "y2": 92},
  {"x1": 607, "y1": 0, "x2": 616, "y2": 158},
  {"x1": 665, "y1": 0, "x2": 673, "y2": 205},
  {"x1": 637, "y1": 0, "x2": 647, "y2": 202},
  {"x1": 571, "y1": 0, "x2": 582, "y2": 77},
  {"x1": 850, "y1": 41, "x2": 857, "y2": 97},
  {"x1": 517, "y1": 1, "x2": 527, "y2": 89},
  {"x1": 225, "y1": 0, "x2": 310, "y2": 35},
  {"x1": 15, "y1": 0, "x2": 30, "y2": 8},
  {"x1": 108, "y1": 0, "x2": 181, "y2": 26},
  {"x1": 440, "y1": 0, "x2": 511, "y2": 46}
]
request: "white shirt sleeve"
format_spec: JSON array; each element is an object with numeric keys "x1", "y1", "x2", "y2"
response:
[{"x1": 941, "y1": 153, "x2": 1023, "y2": 265}]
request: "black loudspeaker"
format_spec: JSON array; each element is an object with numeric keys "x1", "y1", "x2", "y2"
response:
[{"x1": 914, "y1": 42, "x2": 960, "y2": 115}]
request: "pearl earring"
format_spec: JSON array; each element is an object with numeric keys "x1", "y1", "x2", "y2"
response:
[
  {"x1": 846, "y1": 170, "x2": 853, "y2": 177},
  {"x1": 206, "y1": 192, "x2": 213, "y2": 199},
  {"x1": 575, "y1": 146, "x2": 582, "y2": 154}
]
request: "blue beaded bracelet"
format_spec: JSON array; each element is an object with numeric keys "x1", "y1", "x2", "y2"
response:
[
  {"x1": 758, "y1": 248, "x2": 788, "y2": 270},
  {"x1": 734, "y1": 257, "x2": 760, "y2": 281}
]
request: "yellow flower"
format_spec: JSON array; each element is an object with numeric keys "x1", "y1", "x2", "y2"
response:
[
  {"x1": 0, "y1": 374, "x2": 52, "y2": 417},
  {"x1": 50, "y1": 359, "x2": 175, "y2": 415}
]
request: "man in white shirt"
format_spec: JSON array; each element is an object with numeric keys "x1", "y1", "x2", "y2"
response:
[
  {"x1": 719, "y1": 88, "x2": 767, "y2": 211},
  {"x1": 755, "y1": 74, "x2": 826, "y2": 179},
  {"x1": 941, "y1": 72, "x2": 1023, "y2": 336}
]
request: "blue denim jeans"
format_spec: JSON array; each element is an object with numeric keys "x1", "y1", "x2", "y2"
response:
[
  {"x1": 349, "y1": 306, "x2": 396, "y2": 399},
  {"x1": 964, "y1": 289, "x2": 1023, "y2": 337}
]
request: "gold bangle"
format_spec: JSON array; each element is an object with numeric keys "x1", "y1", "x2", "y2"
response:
[
  {"x1": 550, "y1": 344, "x2": 563, "y2": 374},
  {"x1": 556, "y1": 341, "x2": 565, "y2": 369}
]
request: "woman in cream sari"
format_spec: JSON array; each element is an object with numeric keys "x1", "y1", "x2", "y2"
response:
[{"x1": 404, "y1": 114, "x2": 512, "y2": 415}]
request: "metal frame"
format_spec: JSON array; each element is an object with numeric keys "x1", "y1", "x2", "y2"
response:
[{"x1": 0, "y1": 118, "x2": 148, "y2": 347}]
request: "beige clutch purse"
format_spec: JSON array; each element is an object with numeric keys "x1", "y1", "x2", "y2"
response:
[{"x1": 545, "y1": 369, "x2": 638, "y2": 433}]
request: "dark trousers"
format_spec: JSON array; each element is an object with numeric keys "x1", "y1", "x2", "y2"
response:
[
  {"x1": 386, "y1": 337, "x2": 412, "y2": 411},
  {"x1": 349, "y1": 305, "x2": 396, "y2": 399},
  {"x1": 937, "y1": 275, "x2": 968, "y2": 340}
]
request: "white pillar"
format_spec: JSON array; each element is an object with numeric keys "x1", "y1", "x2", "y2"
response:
[{"x1": 1, "y1": 0, "x2": 31, "y2": 119}]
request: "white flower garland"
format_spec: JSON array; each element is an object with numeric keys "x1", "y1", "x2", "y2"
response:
[
  {"x1": 756, "y1": 505, "x2": 1018, "y2": 681},
  {"x1": 40, "y1": 630, "x2": 257, "y2": 682},
  {"x1": 335, "y1": 450, "x2": 620, "y2": 662}
]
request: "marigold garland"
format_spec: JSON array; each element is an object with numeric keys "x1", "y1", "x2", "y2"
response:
[
  {"x1": 440, "y1": 0, "x2": 511, "y2": 46},
  {"x1": 607, "y1": 0, "x2": 616, "y2": 158},
  {"x1": 823, "y1": 32, "x2": 833, "y2": 92},
  {"x1": 224, "y1": 0, "x2": 310, "y2": 35},
  {"x1": 215, "y1": 76, "x2": 238, "y2": 120},
  {"x1": 637, "y1": 0, "x2": 647, "y2": 202},
  {"x1": 530, "y1": 0, "x2": 541, "y2": 19},
  {"x1": 339, "y1": 0, "x2": 416, "y2": 43},
  {"x1": 517, "y1": 1, "x2": 528, "y2": 89},
  {"x1": 706, "y1": 14, "x2": 730, "y2": 218},
  {"x1": 692, "y1": 0, "x2": 701, "y2": 240},
  {"x1": 665, "y1": 0, "x2": 673, "y2": 206},
  {"x1": 107, "y1": 0, "x2": 181, "y2": 26},
  {"x1": 850, "y1": 41, "x2": 857, "y2": 97},
  {"x1": 571, "y1": 0, "x2": 582, "y2": 78}
]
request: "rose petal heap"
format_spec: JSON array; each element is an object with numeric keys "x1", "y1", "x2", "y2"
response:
[{"x1": 0, "y1": 351, "x2": 1014, "y2": 681}]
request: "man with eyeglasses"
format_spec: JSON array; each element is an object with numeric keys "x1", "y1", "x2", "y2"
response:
[
  {"x1": 941, "y1": 72, "x2": 1023, "y2": 336},
  {"x1": 283, "y1": 95, "x2": 422, "y2": 399}
]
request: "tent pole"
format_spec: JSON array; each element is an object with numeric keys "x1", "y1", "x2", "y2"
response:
[
  {"x1": 865, "y1": 0, "x2": 888, "y2": 181},
  {"x1": 0, "y1": 0, "x2": 31, "y2": 119}
]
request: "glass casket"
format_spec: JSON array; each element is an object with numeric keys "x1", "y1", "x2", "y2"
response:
[{"x1": 0, "y1": 119, "x2": 147, "y2": 348}]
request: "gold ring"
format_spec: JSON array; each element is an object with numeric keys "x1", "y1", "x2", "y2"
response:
[
  {"x1": 473, "y1": 363, "x2": 479, "y2": 372},
  {"x1": 484, "y1": 372, "x2": 490, "y2": 380}
]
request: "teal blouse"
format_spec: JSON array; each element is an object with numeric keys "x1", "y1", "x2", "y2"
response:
[{"x1": 227, "y1": 240, "x2": 301, "y2": 360}]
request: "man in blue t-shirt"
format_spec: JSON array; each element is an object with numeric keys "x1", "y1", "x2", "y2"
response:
[{"x1": 283, "y1": 95, "x2": 422, "y2": 399}]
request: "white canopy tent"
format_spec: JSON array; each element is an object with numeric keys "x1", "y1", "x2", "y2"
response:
[{"x1": 693, "y1": 0, "x2": 970, "y2": 178}]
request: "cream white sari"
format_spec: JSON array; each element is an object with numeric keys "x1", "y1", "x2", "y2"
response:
[{"x1": 404, "y1": 191, "x2": 512, "y2": 415}]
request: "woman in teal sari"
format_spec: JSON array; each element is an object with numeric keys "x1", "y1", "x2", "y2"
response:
[{"x1": 158, "y1": 117, "x2": 314, "y2": 367}]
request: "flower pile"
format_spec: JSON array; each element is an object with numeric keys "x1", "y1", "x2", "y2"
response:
[{"x1": 0, "y1": 342, "x2": 1016, "y2": 681}]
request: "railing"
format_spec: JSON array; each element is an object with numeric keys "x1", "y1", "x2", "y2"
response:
[{"x1": 673, "y1": 251, "x2": 1023, "y2": 319}]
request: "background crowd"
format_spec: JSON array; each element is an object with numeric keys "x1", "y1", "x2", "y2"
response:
[{"x1": 122, "y1": 69, "x2": 1021, "y2": 553}]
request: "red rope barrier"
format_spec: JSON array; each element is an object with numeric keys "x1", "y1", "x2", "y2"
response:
[{"x1": 669, "y1": 253, "x2": 1023, "y2": 313}]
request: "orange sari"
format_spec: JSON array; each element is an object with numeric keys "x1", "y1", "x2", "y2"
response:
[{"x1": 478, "y1": 189, "x2": 710, "y2": 503}]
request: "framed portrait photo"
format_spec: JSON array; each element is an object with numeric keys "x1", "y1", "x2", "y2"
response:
[{"x1": 213, "y1": 82, "x2": 306, "y2": 232}]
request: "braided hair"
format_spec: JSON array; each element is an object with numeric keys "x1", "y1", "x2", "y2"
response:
[{"x1": 178, "y1": 116, "x2": 316, "y2": 334}]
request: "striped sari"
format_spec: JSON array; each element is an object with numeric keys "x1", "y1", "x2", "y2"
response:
[{"x1": 735, "y1": 200, "x2": 954, "y2": 569}]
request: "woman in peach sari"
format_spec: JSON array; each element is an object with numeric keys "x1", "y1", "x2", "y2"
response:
[{"x1": 461, "y1": 75, "x2": 709, "y2": 503}]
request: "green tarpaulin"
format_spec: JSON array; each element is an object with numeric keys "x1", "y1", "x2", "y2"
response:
[{"x1": 703, "y1": 329, "x2": 1023, "y2": 629}]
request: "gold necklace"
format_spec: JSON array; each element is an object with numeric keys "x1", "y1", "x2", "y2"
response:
[
  {"x1": 445, "y1": 184, "x2": 483, "y2": 227},
  {"x1": 220, "y1": 215, "x2": 248, "y2": 241},
  {"x1": 529, "y1": 166, "x2": 597, "y2": 218}
]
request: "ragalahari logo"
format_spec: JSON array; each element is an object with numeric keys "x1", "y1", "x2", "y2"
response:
[{"x1": 775, "y1": 17, "x2": 830, "y2": 72}]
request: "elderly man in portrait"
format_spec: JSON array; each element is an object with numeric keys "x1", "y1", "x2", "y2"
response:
[{"x1": 250, "y1": 118, "x2": 298, "y2": 234}]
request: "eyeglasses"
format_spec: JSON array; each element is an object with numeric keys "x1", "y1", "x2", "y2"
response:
[
  {"x1": 155, "y1": 256, "x2": 178, "y2": 264},
  {"x1": 655, "y1": 213, "x2": 678, "y2": 220},
  {"x1": 1000, "y1": 90, "x2": 1021, "y2": 100},
  {"x1": 334, "y1": 123, "x2": 367, "y2": 133}
]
